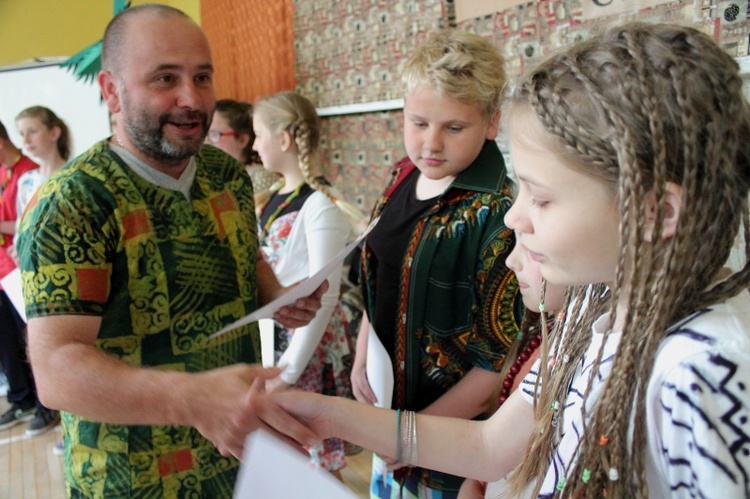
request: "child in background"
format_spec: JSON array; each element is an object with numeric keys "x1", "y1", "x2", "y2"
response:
[
  {"x1": 252, "y1": 91, "x2": 362, "y2": 475},
  {"x1": 10, "y1": 106, "x2": 70, "y2": 261},
  {"x1": 206, "y1": 99, "x2": 279, "y2": 204},
  {"x1": 6, "y1": 106, "x2": 70, "y2": 439},
  {"x1": 352, "y1": 29, "x2": 521, "y2": 498},
  {"x1": 0, "y1": 121, "x2": 37, "y2": 434},
  {"x1": 458, "y1": 238, "x2": 566, "y2": 499},
  {"x1": 274, "y1": 22, "x2": 750, "y2": 498}
]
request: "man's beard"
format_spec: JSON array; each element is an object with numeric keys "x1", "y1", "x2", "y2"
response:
[{"x1": 123, "y1": 106, "x2": 209, "y2": 166}]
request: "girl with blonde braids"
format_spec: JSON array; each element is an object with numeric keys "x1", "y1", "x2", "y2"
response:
[
  {"x1": 273, "y1": 22, "x2": 750, "y2": 498},
  {"x1": 252, "y1": 91, "x2": 362, "y2": 474}
]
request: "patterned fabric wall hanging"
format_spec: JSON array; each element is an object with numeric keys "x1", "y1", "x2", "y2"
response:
[{"x1": 203, "y1": 0, "x2": 748, "y2": 216}]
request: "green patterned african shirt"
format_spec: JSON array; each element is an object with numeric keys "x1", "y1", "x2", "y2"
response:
[
  {"x1": 361, "y1": 140, "x2": 523, "y2": 492},
  {"x1": 17, "y1": 140, "x2": 260, "y2": 498}
]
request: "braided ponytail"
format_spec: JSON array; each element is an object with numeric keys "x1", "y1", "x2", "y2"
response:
[{"x1": 255, "y1": 91, "x2": 365, "y2": 230}]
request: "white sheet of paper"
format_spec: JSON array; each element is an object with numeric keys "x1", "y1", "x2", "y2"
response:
[
  {"x1": 258, "y1": 318, "x2": 275, "y2": 367},
  {"x1": 1, "y1": 268, "x2": 26, "y2": 322},
  {"x1": 234, "y1": 430, "x2": 356, "y2": 499},
  {"x1": 210, "y1": 217, "x2": 378, "y2": 341},
  {"x1": 366, "y1": 325, "x2": 393, "y2": 408}
]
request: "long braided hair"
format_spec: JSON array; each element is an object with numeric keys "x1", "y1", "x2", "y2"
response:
[
  {"x1": 506, "y1": 22, "x2": 750, "y2": 497},
  {"x1": 253, "y1": 91, "x2": 363, "y2": 227}
]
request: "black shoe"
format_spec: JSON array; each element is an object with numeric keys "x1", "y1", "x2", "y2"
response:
[
  {"x1": 0, "y1": 404, "x2": 36, "y2": 430},
  {"x1": 25, "y1": 407, "x2": 59, "y2": 436}
]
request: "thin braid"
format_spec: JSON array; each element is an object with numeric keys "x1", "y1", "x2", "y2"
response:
[
  {"x1": 256, "y1": 91, "x2": 365, "y2": 231},
  {"x1": 553, "y1": 48, "x2": 649, "y2": 495},
  {"x1": 294, "y1": 119, "x2": 364, "y2": 229},
  {"x1": 579, "y1": 32, "x2": 668, "y2": 493},
  {"x1": 293, "y1": 119, "x2": 321, "y2": 194},
  {"x1": 509, "y1": 285, "x2": 601, "y2": 497}
]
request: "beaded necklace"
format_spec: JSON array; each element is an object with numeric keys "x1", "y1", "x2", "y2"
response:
[
  {"x1": 260, "y1": 182, "x2": 305, "y2": 237},
  {"x1": 497, "y1": 332, "x2": 542, "y2": 406}
]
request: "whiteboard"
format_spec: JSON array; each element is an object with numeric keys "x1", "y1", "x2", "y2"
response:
[{"x1": 0, "y1": 59, "x2": 110, "y2": 160}]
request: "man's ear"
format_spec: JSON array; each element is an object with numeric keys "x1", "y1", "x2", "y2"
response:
[
  {"x1": 644, "y1": 182, "x2": 682, "y2": 242},
  {"x1": 279, "y1": 129, "x2": 294, "y2": 152},
  {"x1": 98, "y1": 70, "x2": 121, "y2": 114}
]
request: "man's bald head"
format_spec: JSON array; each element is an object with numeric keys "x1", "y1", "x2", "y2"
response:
[{"x1": 101, "y1": 4, "x2": 196, "y2": 74}]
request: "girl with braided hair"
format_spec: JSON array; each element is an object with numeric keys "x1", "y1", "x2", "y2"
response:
[
  {"x1": 273, "y1": 22, "x2": 750, "y2": 498},
  {"x1": 252, "y1": 90, "x2": 362, "y2": 475},
  {"x1": 458, "y1": 237, "x2": 566, "y2": 498}
]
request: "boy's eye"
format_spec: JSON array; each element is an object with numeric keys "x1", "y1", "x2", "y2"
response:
[{"x1": 447, "y1": 126, "x2": 464, "y2": 132}]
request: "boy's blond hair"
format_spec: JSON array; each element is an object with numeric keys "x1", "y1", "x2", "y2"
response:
[{"x1": 401, "y1": 30, "x2": 506, "y2": 120}]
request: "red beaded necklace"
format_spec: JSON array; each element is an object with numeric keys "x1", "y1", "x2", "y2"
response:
[{"x1": 497, "y1": 333, "x2": 542, "y2": 406}]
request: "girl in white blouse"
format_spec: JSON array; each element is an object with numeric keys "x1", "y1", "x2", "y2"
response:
[{"x1": 253, "y1": 91, "x2": 362, "y2": 475}]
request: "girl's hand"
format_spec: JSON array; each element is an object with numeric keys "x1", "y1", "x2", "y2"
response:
[
  {"x1": 273, "y1": 280, "x2": 329, "y2": 329},
  {"x1": 351, "y1": 361, "x2": 378, "y2": 405},
  {"x1": 271, "y1": 390, "x2": 333, "y2": 441},
  {"x1": 185, "y1": 365, "x2": 318, "y2": 459}
]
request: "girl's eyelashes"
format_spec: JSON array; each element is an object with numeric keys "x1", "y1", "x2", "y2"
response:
[{"x1": 531, "y1": 198, "x2": 549, "y2": 208}]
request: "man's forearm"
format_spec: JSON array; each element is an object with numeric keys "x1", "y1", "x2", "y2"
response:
[{"x1": 33, "y1": 339, "x2": 192, "y2": 426}]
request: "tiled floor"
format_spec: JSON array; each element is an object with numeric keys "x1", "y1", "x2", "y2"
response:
[{"x1": 0, "y1": 396, "x2": 371, "y2": 498}]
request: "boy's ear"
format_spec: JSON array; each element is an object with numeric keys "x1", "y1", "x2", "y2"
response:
[
  {"x1": 485, "y1": 109, "x2": 501, "y2": 140},
  {"x1": 644, "y1": 182, "x2": 682, "y2": 242}
]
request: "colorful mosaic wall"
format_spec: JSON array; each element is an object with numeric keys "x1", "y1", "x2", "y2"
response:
[
  {"x1": 294, "y1": 0, "x2": 454, "y2": 213},
  {"x1": 320, "y1": 111, "x2": 405, "y2": 212},
  {"x1": 294, "y1": 0, "x2": 454, "y2": 107},
  {"x1": 294, "y1": 0, "x2": 749, "y2": 214},
  {"x1": 460, "y1": 0, "x2": 750, "y2": 77}
]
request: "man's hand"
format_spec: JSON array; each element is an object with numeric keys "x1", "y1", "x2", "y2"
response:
[
  {"x1": 265, "y1": 373, "x2": 291, "y2": 394},
  {"x1": 273, "y1": 280, "x2": 328, "y2": 329},
  {"x1": 185, "y1": 365, "x2": 318, "y2": 459}
]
